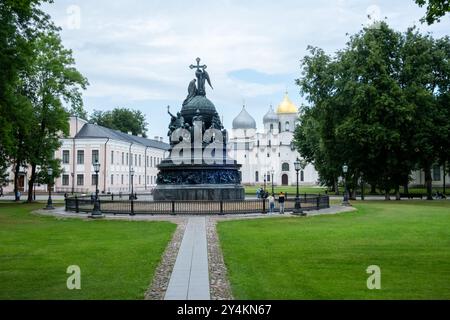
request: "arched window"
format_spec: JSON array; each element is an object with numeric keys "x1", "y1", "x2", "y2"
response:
[
  {"x1": 255, "y1": 171, "x2": 259, "y2": 182},
  {"x1": 278, "y1": 122, "x2": 281, "y2": 132},
  {"x1": 270, "y1": 124, "x2": 274, "y2": 131},
  {"x1": 285, "y1": 121, "x2": 290, "y2": 132},
  {"x1": 282, "y1": 163, "x2": 290, "y2": 172}
]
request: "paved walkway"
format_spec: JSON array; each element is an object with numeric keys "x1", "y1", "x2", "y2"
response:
[{"x1": 164, "y1": 217, "x2": 210, "y2": 300}]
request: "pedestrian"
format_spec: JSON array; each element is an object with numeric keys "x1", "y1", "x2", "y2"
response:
[
  {"x1": 278, "y1": 192, "x2": 286, "y2": 214},
  {"x1": 269, "y1": 194, "x2": 275, "y2": 214}
]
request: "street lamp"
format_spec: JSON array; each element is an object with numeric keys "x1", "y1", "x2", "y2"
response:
[
  {"x1": 293, "y1": 158, "x2": 306, "y2": 215},
  {"x1": 271, "y1": 169, "x2": 275, "y2": 195},
  {"x1": 342, "y1": 164, "x2": 350, "y2": 206},
  {"x1": 45, "y1": 167, "x2": 54, "y2": 210},
  {"x1": 90, "y1": 161, "x2": 103, "y2": 218},
  {"x1": 130, "y1": 168, "x2": 135, "y2": 200}
]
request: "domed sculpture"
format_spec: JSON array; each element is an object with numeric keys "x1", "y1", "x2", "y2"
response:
[
  {"x1": 232, "y1": 106, "x2": 257, "y2": 129},
  {"x1": 153, "y1": 58, "x2": 245, "y2": 201}
]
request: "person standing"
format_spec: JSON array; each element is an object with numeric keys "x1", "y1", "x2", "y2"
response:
[
  {"x1": 278, "y1": 192, "x2": 285, "y2": 214},
  {"x1": 268, "y1": 194, "x2": 275, "y2": 214}
]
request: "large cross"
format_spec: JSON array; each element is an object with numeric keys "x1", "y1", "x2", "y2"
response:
[{"x1": 189, "y1": 57, "x2": 207, "y2": 72}]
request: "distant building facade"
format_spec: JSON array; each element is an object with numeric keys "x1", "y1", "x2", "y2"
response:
[{"x1": 3, "y1": 117, "x2": 169, "y2": 194}]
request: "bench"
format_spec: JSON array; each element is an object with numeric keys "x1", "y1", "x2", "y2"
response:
[{"x1": 400, "y1": 193, "x2": 423, "y2": 200}]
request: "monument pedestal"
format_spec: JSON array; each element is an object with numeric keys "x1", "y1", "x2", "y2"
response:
[{"x1": 153, "y1": 184, "x2": 244, "y2": 201}]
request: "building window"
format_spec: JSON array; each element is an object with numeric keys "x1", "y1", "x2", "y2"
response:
[
  {"x1": 92, "y1": 150, "x2": 99, "y2": 164},
  {"x1": 433, "y1": 165, "x2": 441, "y2": 181},
  {"x1": 279, "y1": 122, "x2": 281, "y2": 132},
  {"x1": 139, "y1": 175, "x2": 141, "y2": 185},
  {"x1": 111, "y1": 174, "x2": 114, "y2": 185},
  {"x1": 91, "y1": 174, "x2": 97, "y2": 186},
  {"x1": 267, "y1": 153, "x2": 270, "y2": 158},
  {"x1": 62, "y1": 150, "x2": 70, "y2": 164},
  {"x1": 301, "y1": 170, "x2": 304, "y2": 182},
  {"x1": 135, "y1": 154, "x2": 137, "y2": 166},
  {"x1": 62, "y1": 174, "x2": 69, "y2": 186},
  {"x1": 111, "y1": 151, "x2": 114, "y2": 164},
  {"x1": 257, "y1": 140, "x2": 260, "y2": 147},
  {"x1": 268, "y1": 140, "x2": 271, "y2": 147},
  {"x1": 150, "y1": 157, "x2": 153, "y2": 167},
  {"x1": 126, "y1": 153, "x2": 129, "y2": 165},
  {"x1": 282, "y1": 163, "x2": 290, "y2": 171},
  {"x1": 146, "y1": 156, "x2": 149, "y2": 167},
  {"x1": 121, "y1": 175, "x2": 124, "y2": 184},
  {"x1": 255, "y1": 171, "x2": 259, "y2": 182},
  {"x1": 122, "y1": 152, "x2": 124, "y2": 165},
  {"x1": 270, "y1": 124, "x2": 274, "y2": 131},
  {"x1": 77, "y1": 174, "x2": 84, "y2": 186},
  {"x1": 285, "y1": 121, "x2": 290, "y2": 132},
  {"x1": 139, "y1": 155, "x2": 141, "y2": 167},
  {"x1": 267, "y1": 172, "x2": 271, "y2": 182},
  {"x1": 77, "y1": 150, "x2": 84, "y2": 164},
  {"x1": 245, "y1": 142, "x2": 250, "y2": 151}
]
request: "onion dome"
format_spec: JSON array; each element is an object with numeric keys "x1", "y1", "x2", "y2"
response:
[
  {"x1": 276, "y1": 93, "x2": 298, "y2": 114},
  {"x1": 263, "y1": 105, "x2": 279, "y2": 123},
  {"x1": 232, "y1": 106, "x2": 257, "y2": 129}
]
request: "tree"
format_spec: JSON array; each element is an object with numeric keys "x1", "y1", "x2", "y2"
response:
[
  {"x1": 294, "y1": 22, "x2": 450, "y2": 200},
  {"x1": 90, "y1": 108, "x2": 148, "y2": 137},
  {"x1": 0, "y1": 0, "x2": 55, "y2": 200},
  {"x1": 415, "y1": 0, "x2": 450, "y2": 24},
  {"x1": 21, "y1": 30, "x2": 88, "y2": 202}
]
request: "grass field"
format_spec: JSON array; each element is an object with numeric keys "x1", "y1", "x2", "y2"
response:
[
  {"x1": 217, "y1": 201, "x2": 450, "y2": 299},
  {"x1": 0, "y1": 203, "x2": 176, "y2": 300}
]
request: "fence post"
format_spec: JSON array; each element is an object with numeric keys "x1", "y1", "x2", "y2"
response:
[
  {"x1": 220, "y1": 201, "x2": 224, "y2": 215},
  {"x1": 317, "y1": 194, "x2": 320, "y2": 210},
  {"x1": 75, "y1": 196, "x2": 79, "y2": 213},
  {"x1": 262, "y1": 198, "x2": 266, "y2": 214},
  {"x1": 130, "y1": 198, "x2": 135, "y2": 216},
  {"x1": 171, "y1": 201, "x2": 176, "y2": 215}
]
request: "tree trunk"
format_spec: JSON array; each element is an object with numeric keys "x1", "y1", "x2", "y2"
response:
[
  {"x1": 370, "y1": 184, "x2": 377, "y2": 194},
  {"x1": 27, "y1": 164, "x2": 37, "y2": 203},
  {"x1": 403, "y1": 183, "x2": 409, "y2": 195},
  {"x1": 13, "y1": 161, "x2": 20, "y2": 202},
  {"x1": 395, "y1": 186, "x2": 400, "y2": 201},
  {"x1": 424, "y1": 164, "x2": 433, "y2": 200},
  {"x1": 334, "y1": 178, "x2": 339, "y2": 196},
  {"x1": 443, "y1": 163, "x2": 446, "y2": 195}
]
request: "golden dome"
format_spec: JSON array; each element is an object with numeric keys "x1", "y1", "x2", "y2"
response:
[{"x1": 276, "y1": 93, "x2": 298, "y2": 114}]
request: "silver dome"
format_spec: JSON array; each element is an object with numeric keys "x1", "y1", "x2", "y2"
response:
[
  {"x1": 263, "y1": 105, "x2": 279, "y2": 123},
  {"x1": 232, "y1": 106, "x2": 257, "y2": 129}
]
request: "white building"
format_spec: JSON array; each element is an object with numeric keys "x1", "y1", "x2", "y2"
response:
[
  {"x1": 3, "y1": 116, "x2": 169, "y2": 194},
  {"x1": 230, "y1": 93, "x2": 319, "y2": 186}
]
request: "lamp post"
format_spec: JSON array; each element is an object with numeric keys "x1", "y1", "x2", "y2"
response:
[
  {"x1": 293, "y1": 158, "x2": 307, "y2": 214},
  {"x1": 342, "y1": 164, "x2": 350, "y2": 206},
  {"x1": 45, "y1": 168, "x2": 54, "y2": 210},
  {"x1": 130, "y1": 168, "x2": 135, "y2": 199},
  {"x1": 90, "y1": 161, "x2": 103, "y2": 218},
  {"x1": 271, "y1": 169, "x2": 275, "y2": 195}
]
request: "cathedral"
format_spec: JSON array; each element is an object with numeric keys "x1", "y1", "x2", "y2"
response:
[{"x1": 230, "y1": 93, "x2": 319, "y2": 187}]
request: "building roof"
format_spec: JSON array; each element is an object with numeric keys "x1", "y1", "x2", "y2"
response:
[
  {"x1": 276, "y1": 93, "x2": 298, "y2": 114},
  {"x1": 75, "y1": 123, "x2": 170, "y2": 151},
  {"x1": 232, "y1": 106, "x2": 257, "y2": 130},
  {"x1": 263, "y1": 105, "x2": 279, "y2": 123}
]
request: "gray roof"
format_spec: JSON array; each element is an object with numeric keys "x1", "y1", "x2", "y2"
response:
[
  {"x1": 232, "y1": 106, "x2": 257, "y2": 130},
  {"x1": 263, "y1": 105, "x2": 279, "y2": 123},
  {"x1": 75, "y1": 123, "x2": 170, "y2": 151}
]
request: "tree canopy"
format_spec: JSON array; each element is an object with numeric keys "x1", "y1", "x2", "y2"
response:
[
  {"x1": 294, "y1": 22, "x2": 450, "y2": 200},
  {"x1": 90, "y1": 108, "x2": 149, "y2": 137},
  {"x1": 415, "y1": 0, "x2": 450, "y2": 24}
]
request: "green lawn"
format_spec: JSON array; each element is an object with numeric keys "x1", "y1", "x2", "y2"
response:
[
  {"x1": 0, "y1": 203, "x2": 176, "y2": 300},
  {"x1": 217, "y1": 201, "x2": 450, "y2": 299}
]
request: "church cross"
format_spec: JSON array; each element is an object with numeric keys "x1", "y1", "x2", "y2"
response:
[{"x1": 190, "y1": 57, "x2": 207, "y2": 72}]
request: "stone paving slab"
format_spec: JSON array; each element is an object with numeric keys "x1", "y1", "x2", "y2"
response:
[{"x1": 164, "y1": 217, "x2": 210, "y2": 300}]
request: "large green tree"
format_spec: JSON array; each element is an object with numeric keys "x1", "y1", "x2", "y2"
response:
[
  {"x1": 0, "y1": 0, "x2": 55, "y2": 200},
  {"x1": 295, "y1": 22, "x2": 450, "y2": 200},
  {"x1": 415, "y1": 0, "x2": 450, "y2": 24},
  {"x1": 21, "y1": 31, "x2": 88, "y2": 202},
  {"x1": 90, "y1": 108, "x2": 149, "y2": 137}
]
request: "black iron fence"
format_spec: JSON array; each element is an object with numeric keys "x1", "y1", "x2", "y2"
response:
[{"x1": 65, "y1": 194, "x2": 330, "y2": 216}]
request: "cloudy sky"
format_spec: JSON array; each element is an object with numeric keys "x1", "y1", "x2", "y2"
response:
[{"x1": 41, "y1": 0, "x2": 450, "y2": 140}]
